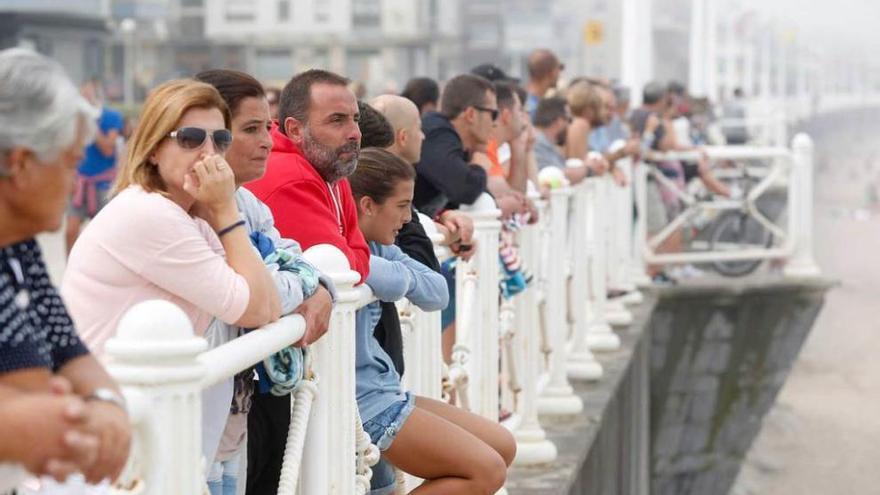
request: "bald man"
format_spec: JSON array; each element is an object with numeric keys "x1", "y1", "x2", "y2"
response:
[
  {"x1": 370, "y1": 94, "x2": 475, "y2": 257},
  {"x1": 526, "y1": 48, "x2": 564, "y2": 119},
  {"x1": 370, "y1": 94, "x2": 425, "y2": 164}
]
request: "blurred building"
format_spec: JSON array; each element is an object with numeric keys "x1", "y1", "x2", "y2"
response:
[
  {"x1": 203, "y1": 0, "x2": 463, "y2": 93},
  {"x1": 0, "y1": 0, "x2": 110, "y2": 84}
]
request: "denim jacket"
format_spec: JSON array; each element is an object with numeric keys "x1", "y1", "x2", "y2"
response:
[{"x1": 355, "y1": 241, "x2": 449, "y2": 422}]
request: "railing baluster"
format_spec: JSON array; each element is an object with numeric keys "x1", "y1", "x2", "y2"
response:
[
  {"x1": 566, "y1": 182, "x2": 605, "y2": 379},
  {"x1": 512, "y1": 196, "x2": 558, "y2": 465},
  {"x1": 300, "y1": 244, "x2": 362, "y2": 494},
  {"x1": 585, "y1": 178, "x2": 623, "y2": 351},
  {"x1": 538, "y1": 186, "x2": 584, "y2": 416},
  {"x1": 459, "y1": 194, "x2": 502, "y2": 421}
]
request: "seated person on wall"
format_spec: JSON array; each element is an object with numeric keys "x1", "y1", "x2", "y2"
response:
[
  {"x1": 0, "y1": 48, "x2": 131, "y2": 490},
  {"x1": 194, "y1": 69, "x2": 336, "y2": 495},
  {"x1": 350, "y1": 147, "x2": 515, "y2": 495}
]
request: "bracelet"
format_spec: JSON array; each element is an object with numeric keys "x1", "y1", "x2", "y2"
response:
[
  {"x1": 217, "y1": 219, "x2": 246, "y2": 237},
  {"x1": 85, "y1": 388, "x2": 127, "y2": 412}
]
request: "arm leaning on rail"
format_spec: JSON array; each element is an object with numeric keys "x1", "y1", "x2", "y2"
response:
[
  {"x1": 235, "y1": 188, "x2": 336, "y2": 346},
  {"x1": 366, "y1": 244, "x2": 449, "y2": 312}
]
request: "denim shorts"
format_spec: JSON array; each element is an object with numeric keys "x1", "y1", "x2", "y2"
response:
[
  {"x1": 368, "y1": 457, "x2": 398, "y2": 495},
  {"x1": 362, "y1": 392, "x2": 416, "y2": 451}
]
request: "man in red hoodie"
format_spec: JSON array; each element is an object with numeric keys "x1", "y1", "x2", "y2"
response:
[
  {"x1": 243, "y1": 69, "x2": 367, "y2": 494},
  {"x1": 247, "y1": 69, "x2": 369, "y2": 282}
]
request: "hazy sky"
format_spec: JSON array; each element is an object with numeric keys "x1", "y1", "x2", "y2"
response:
[{"x1": 736, "y1": 0, "x2": 880, "y2": 52}]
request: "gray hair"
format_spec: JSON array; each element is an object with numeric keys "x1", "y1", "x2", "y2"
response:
[{"x1": 0, "y1": 48, "x2": 98, "y2": 174}]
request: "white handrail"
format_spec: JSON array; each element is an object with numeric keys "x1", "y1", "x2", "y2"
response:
[{"x1": 198, "y1": 315, "x2": 306, "y2": 388}]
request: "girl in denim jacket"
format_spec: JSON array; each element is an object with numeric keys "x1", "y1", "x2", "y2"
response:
[{"x1": 350, "y1": 148, "x2": 515, "y2": 495}]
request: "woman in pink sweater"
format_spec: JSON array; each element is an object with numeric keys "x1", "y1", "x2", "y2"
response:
[{"x1": 62, "y1": 79, "x2": 280, "y2": 358}]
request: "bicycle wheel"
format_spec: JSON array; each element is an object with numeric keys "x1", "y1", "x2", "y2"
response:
[{"x1": 708, "y1": 211, "x2": 773, "y2": 277}]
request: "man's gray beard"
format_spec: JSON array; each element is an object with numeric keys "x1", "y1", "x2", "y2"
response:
[{"x1": 301, "y1": 127, "x2": 359, "y2": 183}]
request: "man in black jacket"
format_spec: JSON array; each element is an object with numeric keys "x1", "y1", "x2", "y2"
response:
[{"x1": 412, "y1": 74, "x2": 497, "y2": 218}]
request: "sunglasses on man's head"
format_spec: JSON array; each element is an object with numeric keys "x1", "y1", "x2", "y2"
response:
[{"x1": 167, "y1": 127, "x2": 233, "y2": 153}]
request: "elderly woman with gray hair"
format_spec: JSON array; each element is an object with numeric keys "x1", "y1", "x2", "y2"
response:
[{"x1": 0, "y1": 48, "x2": 131, "y2": 491}]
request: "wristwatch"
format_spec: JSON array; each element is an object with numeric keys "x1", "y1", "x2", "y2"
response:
[{"x1": 85, "y1": 388, "x2": 128, "y2": 412}]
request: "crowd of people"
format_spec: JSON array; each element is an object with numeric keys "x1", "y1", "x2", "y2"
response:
[{"x1": 0, "y1": 42, "x2": 747, "y2": 494}]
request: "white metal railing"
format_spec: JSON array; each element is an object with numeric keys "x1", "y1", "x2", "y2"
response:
[
  {"x1": 17, "y1": 132, "x2": 821, "y2": 493},
  {"x1": 636, "y1": 134, "x2": 819, "y2": 276}
]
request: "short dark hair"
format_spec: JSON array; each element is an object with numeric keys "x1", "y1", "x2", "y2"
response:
[
  {"x1": 279, "y1": 69, "x2": 350, "y2": 129},
  {"x1": 358, "y1": 100, "x2": 395, "y2": 149},
  {"x1": 533, "y1": 96, "x2": 568, "y2": 128},
  {"x1": 194, "y1": 69, "x2": 265, "y2": 116},
  {"x1": 349, "y1": 147, "x2": 416, "y2": 204},
  {"x1": 514, "y1": 86, "x2": 528, "y2": 111},
  {"x1": 667, "y1": 80, "x2": 686, "y2": 96},
  {"x1": 440, "y1": 74, "x2": 495, "y2": 120},
  {"x1": 494, "y1": 82, "x2": 520, "y2": 110},
  {"x1": 401, "y1": 77, "x2": 440, "y2": 113},
  {"x1": 643, "y1": 81, "x2": 667, "y2": 105}
]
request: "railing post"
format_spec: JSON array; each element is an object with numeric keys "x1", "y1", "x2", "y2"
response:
[
  {"x1": 105, "y1": 300, "x2": 208, "y2": 494},
  {"x1": 538, "y1": 187, "x2": 584, "y2": 416},
  {"x1": 784, "y1": 134, "x2": 821, "y2": 277},
  {"x1": 631, "y1": 162, "x2": 653, "y2": 286},
  {"x1": 399, "y1": 303, "x2": 443, "y2": 401},
  {"x1": 512, "y1": 197, "x2": 558, "y2": 465},
  {"x1": 773, "y1": 109, "x2": 788, "y2": 147},
  {"x1": 615, "y1": 157, "x2": 644, "y2": 304},
  {"x1": 566, "y1": 182, "x2": 604, "y2": 380},
  {"x1": 585, "y1": 178, "x2": 623, "y2": 351},
  {"x1": 601, "y1": 175, "x2": 635, "y2": 326},
  {"x1": 300, "y1": 244, "x2": 361, "y2": 494},
  {"x1": 459, "y1": 194, "x2": 502, "y2": 421}
]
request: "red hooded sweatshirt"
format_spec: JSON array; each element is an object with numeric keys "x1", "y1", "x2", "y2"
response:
[{"x1": 245, "y1": 126, "x2": 370, "y2": 283}]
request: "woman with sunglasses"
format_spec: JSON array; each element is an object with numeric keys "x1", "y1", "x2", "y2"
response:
[{"x1": 62, "y1": 79, "x2": 280, "y2": 359}]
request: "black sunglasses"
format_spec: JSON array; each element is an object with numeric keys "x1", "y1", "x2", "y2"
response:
[
  {"x1": 473, "y1": 106, "x2": 499, "y2": 121},
  {"x1": 168, "y1": 127, "x2": 233, "y2": 152}
]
